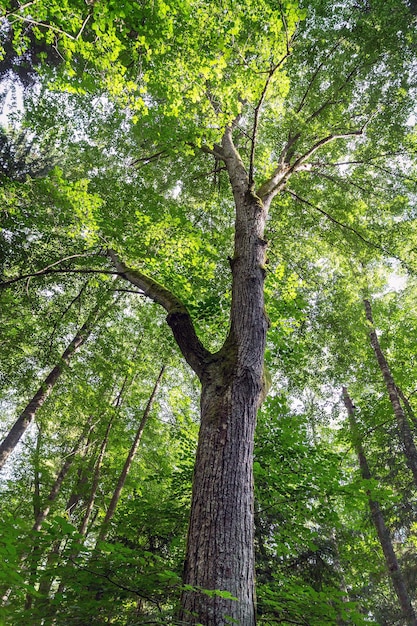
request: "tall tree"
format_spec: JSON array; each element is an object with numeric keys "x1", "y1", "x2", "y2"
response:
[
  {"x1": 0, "y1": 285, "x2": 115, "y2": 470},
  {"x1": 1, "y1": 1, "x2": 417, "y2": 624},
  {"x1": 363, "y1": 298, "x2": 417, "y2": 487},
  {"x1": 343, "y1": 387, "x2": 417, "y2": 626}
]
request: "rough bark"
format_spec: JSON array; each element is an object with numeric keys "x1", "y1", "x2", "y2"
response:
[
  {"x1": 178, "y1": 128, "x2": 268, "y2": 626},
  {"x1": 0, "y1": 294, "x2": 112, "y2": 471},
  {"x1": 364, "y1": 299, "x2": 417, "y2": 488},
  {"x1": 110, "y1": 126, "x2": 270, "y2": 625},
  {"x1": 97, "y1": 365, "x2": 165, "y2": 542},
  {"x1": 343, "y1": 388, "x2": 417, "y2": 626}
]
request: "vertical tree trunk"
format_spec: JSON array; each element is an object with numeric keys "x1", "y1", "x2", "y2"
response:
[
  {"x1": 24, "y1": 418, "x2": 94, "y2": 610},
  {"x1": 110, "y1": 127, "x2": 269, "y2": 625},
  {"x1": 33, "y1": 425, "x2": 42, "y2": 519},
  {"x1": 79, "y1": 416, "x2": 113, "y2": 536},
  {"x1": 32, "y1": 417, "x2": 94, "y2": 532},
  {"x1": 37, "y1": 417, "x2": 115, "y2": 619},
  {"x1": 36, "y1": 430, "x2": 95, "y2": 604},
  {"x1": 49, "y1": 373, "x2": 134, "y2": 610},
  {"x1": 97, "y1": 365, "x2": 165, "y2": 542},
  {"x1": 0, "y1": 294, "x2": 113, "y2": 471},
  {"x1": 343, "y1": 388, "x2": 417, "y2": 626},
  {"x1": 363, "y1": 299, "x2": 417, "y2": 487},
  {"x1": 179, "y1": 129, "x2": 268, "y2": 626}
]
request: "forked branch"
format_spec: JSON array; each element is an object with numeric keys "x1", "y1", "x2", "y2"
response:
[{"x1": 258, "y1": 128, "x2": 364, "y2": 204}]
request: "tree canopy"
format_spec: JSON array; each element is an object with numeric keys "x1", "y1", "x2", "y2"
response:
[{"x1": 1, "y1": 0, "x2": 417, "y2": 624}]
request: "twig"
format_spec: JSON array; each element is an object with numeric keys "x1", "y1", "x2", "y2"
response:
[
  {"x1": 286, "y1": 189, "x2": 382, "y2": 248},
  {"x1": 9, "y1": 14, "x2": 80, "y2": 40},
  {"x1": 1, "y1": 268, "x2": 120, "y2": 289}
]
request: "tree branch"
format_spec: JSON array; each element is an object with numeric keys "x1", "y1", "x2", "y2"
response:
[
  {"x1": 8, "y1": 13, "x2": 87, "y2": 41},
  {"x1": 258, "y1": 129, "x2": 364, "y2": 204},
  {"x1": 107, "y1": 250, "x2": 212, "y2": 379},
  {"x1": 0, "y1": 268, "x2": 120, "y2": 289},
  {"x1": 249, "y1": 54, "x2": 291, "y2": 186},
  {"x1": 220, "y1": 126, "x2": 250, "y2": 201},
  {"x1": 130, "y1": 151, "x2": 168, "y2": 167},
  {"x1": 290, "y1": 129, "x2": 364, "y2": 171},
  {"x1": 286, "y1": 189, "x2": 380, "y2": 248},
  {"x1": 294, "y1": 41, "x2": 343, "y2": 114}
]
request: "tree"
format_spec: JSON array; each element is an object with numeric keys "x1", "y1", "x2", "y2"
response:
[
  {"x1": 1, "y1": 0, "x2": 417, "y2": 623},
  {"x1": 343, "y1": 387, "x2": 417, "y2": 626}
]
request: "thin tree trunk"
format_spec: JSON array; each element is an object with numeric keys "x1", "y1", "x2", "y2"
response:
[
  {"x1": 97, "y1": 365, "x2": 165, "y2": 542},
  {"x1": 32, "y1": 417, "x2": 94, "y2": 532},
  {"x1": 363, "y1": 299, "x2": 417, "y2": 487},
  {"x1": 33, "y1": 425, "x2": 42, "y2": 519},
  {"x1": 0, "y1": 295, "x2": 112, "y2": 470},
  {"x1": 23, "y1": 418, "x2": 94, "y2": 610},
  {"x1": 396, "y1": 384, "x2": 417, "y2": 429},
  {"x1": 35, "y1": 420, "x2": 114, "y2": 620},
  {"x1": 343, "y1": 387, "x2": 417, "y2": 626},
  {"x1": 36, "y1": 434, "x2": 93, "y2": 604},
  {"x1": 80, "y1": 416, "x2": 113, "y2": 536},
  {"x1": 51, "y1": 369, "x2": 140, "y2": 608}
]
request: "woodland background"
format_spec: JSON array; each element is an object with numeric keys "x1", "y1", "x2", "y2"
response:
[{"x1": 1, "y1": 0, "x2": 417, "y2": 624}]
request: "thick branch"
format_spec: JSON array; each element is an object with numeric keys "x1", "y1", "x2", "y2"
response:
[
  {"x1": 221, "y1": 126, "x2": 250, "y2": 201},
  {"x1": 292, "y1": 130, "x2": 364, "y2": 171},
  {"x1": 107, "y1": 250, "x2": 211, "y2": 379}
]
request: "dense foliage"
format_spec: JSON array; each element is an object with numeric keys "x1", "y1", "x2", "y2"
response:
[{"x1": 1, "y1": 0, "x2": 417, "y2": 623}]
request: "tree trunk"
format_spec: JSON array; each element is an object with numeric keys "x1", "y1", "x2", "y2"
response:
[
  {"x1": 0, "y1": 294, "x2": 112, "y2": 471},
  {"x1": 110, "y1": 128, "x2": 270, "y2": 625},
  {"x1": 33, "y1": 417, "x2": 94, "y2": 532},
  {"x1": 50, "y1": 373, "x2": 133, "y2": 608},
  {"x1": 363, "y1": 299, "x2": 417, "y2": 487},
  {"x1": 343, "y1": 387, "x2": 417, "y2": 626},
  {"x1": 179, "y1": 366, "x2": 259, "y2": 625},
  {"x1": 97, "y1": 365, "x2": 165, "y2": 542},
  {"x1": 396, "y1": 384, "x2": 417, "y2": 429},
  {"x1": 23, "y1": 418, "x2": 94, "y2": 610},
  {"x1": 179, "y1": 130, "x2": 268, "y2": 626}
]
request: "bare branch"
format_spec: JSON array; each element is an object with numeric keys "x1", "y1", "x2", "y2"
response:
[
  {"x1": 258, "y1": 129, "x2": 365, "y2": 204},
  {"x1": 0, "y1": 268, "x2": 119, "y2": 289},
  {"x1": 286, "y1": 189, "x2": 381, "y2": 248},
  {"x1": 249, "y1": 54, "x2": 291, "y2": 186},
  {"x1": 285, "y1": 190, "x2": 415, "y2": 275},
  {"x1": 291, "y1": 129, "x2": 364, "y2": 170},
  {"x1": 130, "y1": 151, "x2": 168, "y2": 167},
  {"x1": 295, "y1": 43, "x2": 340, "y2": 114},
  {"x1": 107, "y1": 250, "x2": 212, "y2": 378},
  {"x1": 45, "y1": 280, "x2": 90, "y2": 358},
  {"x1": 9, "y1": 14, "x2": 80, "y2": 41}
]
